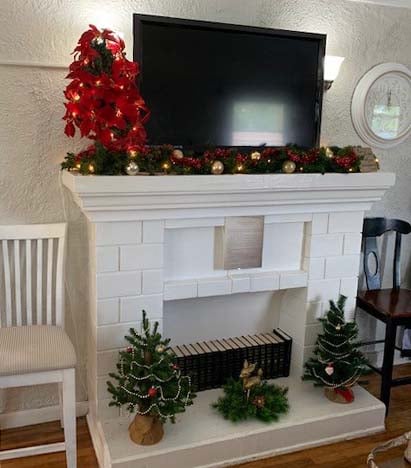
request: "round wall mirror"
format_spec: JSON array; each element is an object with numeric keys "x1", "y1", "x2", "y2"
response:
[{"x1": 351, "y1": 63, "x2": 411, "y2": 148}]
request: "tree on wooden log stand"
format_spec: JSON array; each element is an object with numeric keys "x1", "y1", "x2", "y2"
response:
[
  {"x1": 107, "y1": 311, "x2": 195, "y2": 445},
  {"x1": 303, "y1": 295, "x2": 369, "y2": 403}
]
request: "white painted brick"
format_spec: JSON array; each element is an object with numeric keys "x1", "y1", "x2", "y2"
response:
[
  {"x1": 97, "y1": 271, "x2": 141, "y2": 299},
  {"x1": 343, "y1": 233, "x2": 363, "y2": 255},
  {"x1": 164, "y1": 280, "x2": 197, "y2": 300},
  {"x1": 165, "y1": 218, "x2": 225, "y2": 228},
  {"x1": 306, "y1": 301, "x2": 323, "y2": 324},
  {"x1": 142, "y1": 270, "x2": 163, "y2": 294},
  {"x1": 96, "y1": 221, "x2": 142, "y2": 246},
  {"x1": 97, "y1": 398, "x2": 120, "y2": 421},
  {"x1": 328, "y1": 211, "x2": 364, "y2": 234},
  {"x1": 230, "y1": 274, "x2": 251, "y2": 294},
  {"x1": 340, "y1": 277, "x2": 359, "y2": 298},
  {"x1": 307, "y1": 234, "x2": 343, "y2": 257},
  {"x1": 311, "y1": 213, "x2": 329, "y2": 234},
  {"x1": 344, "y1": 297, "x2": 357, "y2": 321},
  {"x1": 305, "y1": 323, "x2": 323, "y2": 346},
  {"x1": 264, "y1": 213, "x2": 312, "y2": 224},
  {"x1": 120, "y1": 294, "x2": 163, "y2": 322},
  {"x1": 304, "y1": 257, "x2": 325, "y2": 280},
  {"x1": 250, "y1": 273, "x2": 279, "y2": 292},
  {"x1": 143, "y1": 220, "x2": 164, "y2": 243},
  {"x1": 198, "y1": 278, "x2": 231, "y2": 297},
  {"x1": 97, "y1": 350, "x2": 119, "y2": 376},
  {"x1": 96, "y1": 246, "x2": 119, "y2": 273},
  {"x1": 307, "y1": 278, "x2": 340, "y2": 303},
  {"x1": 279, "y1": 271, "x2": 307, "y2": 289},
  {"x1": 98, "y1": 376, "x2": 111, "y2": 400},
  {"x1": 97, "y1": 321, "x2": 142, "y2": 350},
  {"x1": 325, "y1": 255, "x2": 360, "y2": 279},
  {"x1": 302, "y1": 345, "x2": 316, "y2": 364},
  {"x1": 120, "y1": 244, "x2": 163, "y2": 270},
  {"x1": 279, "y1": 312, "x2": 305, "y2": 344},
  {"x1": 97, "y1": 298, "x2": 119, "y2": 325}
]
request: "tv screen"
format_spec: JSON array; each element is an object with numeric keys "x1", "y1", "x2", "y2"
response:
[{"x1": 133, "y1": 15, "x2": 326, "y2": 149}]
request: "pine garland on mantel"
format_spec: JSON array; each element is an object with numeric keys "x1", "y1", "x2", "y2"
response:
[{"x1": 61, "y1": 144, "x2": 363, "y2": 176}]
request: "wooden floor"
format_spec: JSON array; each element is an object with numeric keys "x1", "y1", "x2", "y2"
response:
[{"x1": 1, "y1": 365, "x2": 410, "y2": 468}]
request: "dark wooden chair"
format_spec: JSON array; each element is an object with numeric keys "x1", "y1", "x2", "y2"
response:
[{"x1": 357, "y1": 217, "x2": 411, "y2": 414}]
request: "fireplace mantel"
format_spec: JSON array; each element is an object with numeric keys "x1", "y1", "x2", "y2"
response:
[
  {"x1": 62, "y1": 171, "x2": 395, "y2": 222},
  {"x1": 62, "y1": 170, "x2": 395, "y2": 468}
]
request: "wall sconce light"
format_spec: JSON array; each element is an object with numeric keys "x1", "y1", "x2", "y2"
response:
[{"x1": 324, "y1": 56, "x2": 345, "y2": 90}]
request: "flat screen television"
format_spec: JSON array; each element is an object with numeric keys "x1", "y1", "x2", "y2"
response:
[{"x1": 133, "y1": 15, "x2": 326, "y2": 150}]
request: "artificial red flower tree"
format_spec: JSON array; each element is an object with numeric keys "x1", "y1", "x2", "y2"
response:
[{"x1": 62, "y1": 25, "x2": 149, "y2": 174}]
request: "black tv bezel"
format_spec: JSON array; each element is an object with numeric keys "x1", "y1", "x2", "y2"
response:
[{"x1": 133, "y1": 14, "x2": 326, "y2": 149}]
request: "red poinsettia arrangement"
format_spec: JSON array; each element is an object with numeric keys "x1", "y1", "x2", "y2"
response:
[{"x1": 63, "y1": 24, "x2": 149, "y2": 173}]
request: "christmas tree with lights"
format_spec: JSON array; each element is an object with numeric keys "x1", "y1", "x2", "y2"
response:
[
  {"x1": 107, "y1": 311, "x2": 195, "y2": 445},
  {"x1": 62, "y1": 24, "x2": 149, "y2": 175},
  {"x1": 303, "y1": 295, "x2": 369, "y2": 403}
]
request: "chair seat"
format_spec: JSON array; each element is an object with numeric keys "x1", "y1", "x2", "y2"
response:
[
  {"x1": 357, "y1": 288, "x2": 411, "y2": 320},
  {"x1": 0, "y1": 325, "x2": 76, "y2": 376}
]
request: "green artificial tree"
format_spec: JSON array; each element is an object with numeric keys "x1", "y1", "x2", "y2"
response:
[
  {"x1": 107, "y1": 311, "x2": 195, "y2": 445},
  {"x1": 303, "y1": 295, "x2": 369, "y2": 403}
]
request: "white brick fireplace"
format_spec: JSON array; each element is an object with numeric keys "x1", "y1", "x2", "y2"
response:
[{"x1": 63, "y1": 171, "x2": 395, "y2": 468}]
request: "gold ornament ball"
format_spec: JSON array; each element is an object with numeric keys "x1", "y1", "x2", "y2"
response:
[
  {"x1": 125, "y1": 161, "x2": 139, "y2": 176},
  {"x1": 211, "y1": 160, "x2": 224, "y2": 175},
  {"x1": 251, "y1": 151, "x2": 261, "y2": 161},
  {"x1": 325, "y1": 147, "x2": 334, "y2": 159},
  {"x1": 172, "y1": 149, "x2": 184, "y2": 159},
  {"x1": 282, "y1": 160, "x2": 296, "y2": 174}
]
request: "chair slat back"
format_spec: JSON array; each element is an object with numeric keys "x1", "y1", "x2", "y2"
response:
[
  {"x1": 362, "y1": 217, "x2": 411, "y2": 291},
  {"x1": 0, "y1": 224, "x2": 66, "y2": 328}
]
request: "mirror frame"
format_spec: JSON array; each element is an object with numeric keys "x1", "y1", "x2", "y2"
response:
[{"x1": 351, "y1": 63, "x2": 411, "y2": 149}]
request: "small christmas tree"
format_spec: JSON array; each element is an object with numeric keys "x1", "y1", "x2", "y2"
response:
[
  {"x1": 107, "y1": 311, "x2": 195, "y2": 445},
  {"x1": 303, "y1": 295, "x2": 369, "y2": 403}
]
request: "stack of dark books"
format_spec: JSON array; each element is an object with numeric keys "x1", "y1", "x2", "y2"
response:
[{"x1": 171, "y1": 329, "x2": 292, "y2": 392}]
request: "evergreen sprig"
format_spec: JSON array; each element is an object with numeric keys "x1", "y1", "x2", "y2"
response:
[{"x1": 212, "y1": 378, "x2": 289, "y2": 423}]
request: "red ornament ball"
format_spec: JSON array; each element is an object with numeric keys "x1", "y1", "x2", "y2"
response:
[
  {"x1": 126, "y1": 347, "x2": 133, "y2": 353},
  {"x1": 148, "y1": 386, "x2": 157, "y2": 398}
]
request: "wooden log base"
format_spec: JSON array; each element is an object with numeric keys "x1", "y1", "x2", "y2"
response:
[{"x1": 128, "y1": 414, "x2": 164, "y2": 446}]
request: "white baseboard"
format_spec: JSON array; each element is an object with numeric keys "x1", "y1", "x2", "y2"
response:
[{"x1": 0, "y1": 401, "x2": 89, "y2": 429}]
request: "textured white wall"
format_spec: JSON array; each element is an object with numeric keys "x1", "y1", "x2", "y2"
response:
[{"x1": 0, "y1": 0, "x2": 410, "y2": 414}]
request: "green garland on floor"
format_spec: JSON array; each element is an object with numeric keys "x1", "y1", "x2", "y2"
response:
[
  {"x1": 61, "y1": 144, "x2": 364, "y2": 175},
  {"x1": 212, "y1": 378, "x2": 289, "y2": 423}
]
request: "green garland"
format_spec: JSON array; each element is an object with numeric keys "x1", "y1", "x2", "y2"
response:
[
  {"x1": 212, "y1": 378, "x2": 289, "y2": 423},
  {"x1": 61, "y1": 144, "x2": 365, "y2": 175}
]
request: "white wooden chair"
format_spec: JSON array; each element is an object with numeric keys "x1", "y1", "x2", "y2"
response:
[{"x1": 0, "y1": 223, "x2": 77, "y2": 467}]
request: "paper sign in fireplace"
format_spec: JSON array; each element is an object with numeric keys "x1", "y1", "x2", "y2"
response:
[{"x1": 63, "y1": 171, "x2": 394, "y2": 468}]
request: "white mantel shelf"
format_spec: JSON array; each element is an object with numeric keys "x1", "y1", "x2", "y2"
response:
[
  {"x1": 62, "y1": 171, "x2": 395, "y2": 222},
  {"x1": 62, "y1": 170, "x2": 395, "y2": 468}
]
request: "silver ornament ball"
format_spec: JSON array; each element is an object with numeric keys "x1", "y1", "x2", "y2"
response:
[
  {"x1": 211, "y1": 160, "x2": 224, "y2": 175},
  {"x1": 126, "y1": 161, "x2": 139, "y2": 176}
]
